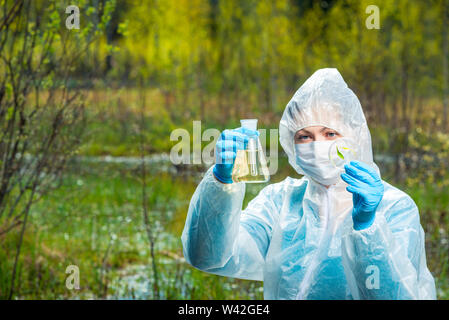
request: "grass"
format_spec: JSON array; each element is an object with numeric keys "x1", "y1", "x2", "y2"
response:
[
  {"x1": 0, "y1": 160, "x2": 264, "y2": 299},
  {"x1": 405, "y1": 185, "x2": 449, "y2": 299}
]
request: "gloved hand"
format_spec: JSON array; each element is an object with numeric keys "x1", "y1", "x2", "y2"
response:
[
  {"x1": 340, "y1": 161, "x2": 384, "y2": 230},
  {"x1": 213, "y1": 127, "x2": 259, "y2": 184}
]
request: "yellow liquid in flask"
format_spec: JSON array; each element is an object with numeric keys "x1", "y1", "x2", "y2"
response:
[{"x1": 232, "y1": 138, "x2": 270, "y2": 183}]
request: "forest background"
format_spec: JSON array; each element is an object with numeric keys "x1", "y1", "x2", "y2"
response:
[{"x1": 0, "y1": 0, "x2": 448, "y2": 299}]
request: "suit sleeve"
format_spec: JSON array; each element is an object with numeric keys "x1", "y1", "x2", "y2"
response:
[{"x1": 181, "y1": 167, "x2": 278, "y2": 281}]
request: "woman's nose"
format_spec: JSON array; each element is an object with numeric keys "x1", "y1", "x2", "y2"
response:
[{"x1": 314, "y1": 134, "x2": 327, "y2": 141}]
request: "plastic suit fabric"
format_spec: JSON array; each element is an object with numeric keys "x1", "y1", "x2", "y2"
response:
[{"x1": 181, "y1": 68, "x2": 436, "y2": 299}]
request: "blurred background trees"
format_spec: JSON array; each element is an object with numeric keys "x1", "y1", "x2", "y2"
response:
[
  {"x1": 100, "y1": 0, "x2": 448, "y2": 125},
  {"x1": 0, "y1": 0, "x2": 114, "y2": 298},
  {"x1": 95, "y1": 0, "x2": 449, "y2": 185}
]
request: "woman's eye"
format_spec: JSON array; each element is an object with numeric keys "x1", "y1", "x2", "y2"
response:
[
  {"x1": 326, "y1": 132, "x2": 337, "y2": 137},
  {"x1": 298, "y1": 135, "x2": 310, "y2": 140}
]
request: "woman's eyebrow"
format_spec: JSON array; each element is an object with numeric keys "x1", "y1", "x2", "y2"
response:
[
  {"x1": 320, "y1": 127, "x2": 339, "y2": 134},
  {"x1": 296, "y1": 129, "x2": 312, "y2": 136}
]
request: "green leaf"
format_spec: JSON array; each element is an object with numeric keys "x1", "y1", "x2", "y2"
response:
[{"x1": 336, "y1": 147, "x2": 344, "y2": 160}]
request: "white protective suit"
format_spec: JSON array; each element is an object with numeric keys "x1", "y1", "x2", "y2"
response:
[{"x1": 181, "y1": 68, "x2": 436, "y2": 299}]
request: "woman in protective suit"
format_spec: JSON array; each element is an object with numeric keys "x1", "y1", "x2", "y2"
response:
[{"x1": 181, "y1": 68, "x2": 436, "y2": 300}]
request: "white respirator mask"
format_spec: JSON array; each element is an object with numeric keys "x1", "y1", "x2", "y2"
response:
[{"x1": 294, "y1": 140, "x2": 342, "y2": 186}]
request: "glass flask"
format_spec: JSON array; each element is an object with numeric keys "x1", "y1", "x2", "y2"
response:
[
  {"x1": 232, "y1": 119, "x2": 270, "y2": 183},
  {"x1": 328, "y1": 137, "x2": 361, "y2": 171}
]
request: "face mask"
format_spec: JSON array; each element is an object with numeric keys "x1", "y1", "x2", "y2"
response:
[{"x1": 294, "y1": 140, "x2": 342, "y2": 186}]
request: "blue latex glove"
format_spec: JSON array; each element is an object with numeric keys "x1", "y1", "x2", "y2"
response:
[
  {"x1": 340, "y1": 161, "x2": 384, "y2": 230},
  {"x1": 213, "y1": 127, "x2": 259, "y2": 184}
]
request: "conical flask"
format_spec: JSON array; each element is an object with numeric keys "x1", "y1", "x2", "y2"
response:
[{"x1": 232, "y1": 119, "x2": 270, "y2": 183}]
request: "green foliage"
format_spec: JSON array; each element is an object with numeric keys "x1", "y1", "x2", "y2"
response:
[
  {"x1": 2, "y1": 0, "x2": 449, "y2": 300},
  {"x1": 405, "y1": 127, "x2": 449, "y2": 190}
]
